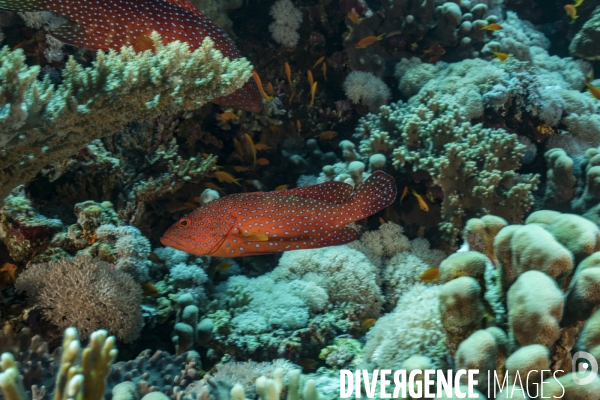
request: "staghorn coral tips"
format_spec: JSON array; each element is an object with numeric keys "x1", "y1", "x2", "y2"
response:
[
  {"x1": 161, "y1": 171, "x2": 397, "y2": 257},
  {"x1": 0, "y1": 0, "x2": 262, "y2": 111}
]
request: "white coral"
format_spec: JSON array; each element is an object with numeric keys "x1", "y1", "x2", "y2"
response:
[
  {"x1": 269, "y1": 0, "x2": 302, "y2": 47},
  {"x1": 363, "y1": 284, "x2": 444, "y2": 368},
  {"x1": 272, "y1": 245, "x2": 384, "y2": 317},
  {"x1": 343, "y1": 71, "x2": 391, "y2": 112}
]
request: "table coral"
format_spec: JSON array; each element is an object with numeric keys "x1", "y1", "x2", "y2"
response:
[{"x1": 0, "y1": 34, "x2": 252, "y2": 199}]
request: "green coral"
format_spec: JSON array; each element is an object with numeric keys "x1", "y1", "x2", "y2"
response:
[{"x1": 0, "y1": 33, "x2": 252, "y2": 199}]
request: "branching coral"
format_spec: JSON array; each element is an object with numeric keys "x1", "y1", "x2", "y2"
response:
[
  {"x1": 0, "y1": 327, "x2": 117, "y2": 400},
  {"x1": 15, "y1": 254, "x2": 142, "y2": 342},
  {"x1": 0, "y1": 33, "x2": 252, "y2": 199},
  {"x1": 356, "y1": 90, "x2": 539, "y2": 247}
]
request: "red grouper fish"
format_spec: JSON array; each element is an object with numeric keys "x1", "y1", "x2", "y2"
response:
[
  {"x1": 0, "y1": 0, "x2": 262, "y2": 112},
  {"x1": 161, "y1": 171, "x2": 397, "y2": 257}
]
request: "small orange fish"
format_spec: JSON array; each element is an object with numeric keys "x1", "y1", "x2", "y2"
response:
[
  {"x1": 160, "y1": 171, "x2": 397, "y2": 257},
  {"x1": 148, "y1": 252, "x2": 165, "y2": 264},
  {"x1": 234, "y1": 166, "x2": 252, "y2": 172},
  {"x1": 492, "y1": 51, "x2": 509, "y2": 62},
  {"x1": 585, "y1": 82, "x2": 600, "y2": 100},
  {"x1": 219, "y1": 112, "x2": 239, "y2": 120},
  {"x1": 289, "y1": 89, "x2": 297, "y2": 104},
  {"x1": 312, "y1": 56, "x2": 325, "y2": 69},
  {"x1": 275, "y1": 184, "x2": 289, "y2": 191},
  {"x1": 400, "y1": 186, "x2": 408, "y2": 205},
  {"x1": 480, "y1": 23, "x2": 503, "y2": 31},
  {"x1": 204, "y1": 182, "x2": 226, "y2": 194},
  {"x1": 308, "y1": 82, "x2": 318, "y2": 108},
  {"x1": 322, "y1": 62, "x2": 327, "y2": 81},
  {"x1": 233, "y1": 137, "x2": 244, "y2": 159},
  {"x1": 298, "y1": 358, "x2": 319, "y2": 371},
  {"x1": 141, "y1": 282, "x2": 159, "y2": 297},
  {"x1": 412, "y1": 190, "x2": 429, "y2": 212},
  {"x1": 244, "y1": 133, "x2": 257, "y2": 166},
  {"x1": 361, "y1": 318, "x2": 376, "y2": 332},
  {"x1": 423, "y1": 44, "x2": 446, "y2": 56},
  {"x1": 0, "y1": 263, "x2": 17, "y2": 282},
  {"x1": 215, "y1": 261, "x2": 232, "y2": 272},
  {"x1": 11, "y1": 38, "x2": 34, "y2": 52},
  {"x1": 565, "y1": 4, "x2": 578, "y2": 23},
  {"x1": 319, "y1": 131, "x2": 338, "y2": 140},
  {"x1": 214, "y1": 171, "x2": 242, "y2": 186},
  {"x1": 348, "y1": 8, "x2": 362, "y2": 25},
  {"x1": 184, "y1": 202, "x2": 199, "y2": 210},
  {"x1": 251, "y1": 70, "x2": 273, "y2": 102},
  {"x1": 355, "y1": 34, "x2": 385, "y2": 49},
  {"x1": 307, "y1": 70, "x2": 314, "y2": 88},
  {"x1": 266, "y1": 82, "x2": 275, "y2": 97},
  {"x1": 255, "y1": 143, "x2": 272, "y2": 151},
  {"x1": 285, "y1": 62, "x2": 293, "y2": 88},
  {"x1": 420, "y1": 267, "x2": 440, "y2": 283},
  {"x1": 256, "y1": 158, "x2": 270, "y2": 166},
  {"x1": 378, "y1": 217, "x2": 386, "y2": 225}
]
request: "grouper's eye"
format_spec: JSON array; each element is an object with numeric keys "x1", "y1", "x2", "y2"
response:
[{"x1": 179, "y1": 217, "x2": 191, "y2": 227}]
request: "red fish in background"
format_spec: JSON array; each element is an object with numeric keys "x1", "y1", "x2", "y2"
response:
[
  {"x1": 161, "y1": 171, "x2": 397, "y2": 257},
  {"x1": 0, "y1": 0, "x2": 262, "y2": 112}
]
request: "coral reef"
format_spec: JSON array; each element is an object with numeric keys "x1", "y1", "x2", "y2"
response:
[
  {"x1": 2, "y1": 1, "x2": 600, "y2": 399},
  {"x1": 569, "y1": 3, "x2": 600, "y2": 61},
  {"x1": 356, "y1": 88, "x2": 539, "y2": 247},
  {"x1": 0, "y1": 34, "x2": 252, "y2": 199}
]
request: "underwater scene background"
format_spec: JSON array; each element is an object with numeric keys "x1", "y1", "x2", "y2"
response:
[{"x1": 1, "y1": 0, "x2": 600, "y2": 398}]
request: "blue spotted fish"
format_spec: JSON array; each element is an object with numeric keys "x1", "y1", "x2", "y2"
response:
[
  {"x1": 160, "y1": 171, "x2": 397, "y2": 257},
  {"x1": 0, "y1": 0, "x2": 262, "y2": 111}
]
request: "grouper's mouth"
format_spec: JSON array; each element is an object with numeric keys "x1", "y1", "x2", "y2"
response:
[{"x1": 159, "y1": 236, "x2": 189, "y2": 253}]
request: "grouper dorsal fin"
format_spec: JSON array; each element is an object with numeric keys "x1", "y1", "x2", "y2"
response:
[{"x1": 274, "y1": 181, "x2": 353, "y2": 204}]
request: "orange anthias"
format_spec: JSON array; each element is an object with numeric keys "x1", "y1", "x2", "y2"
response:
[
  {"x1": 161, "y1": 171, "x2": 397, "y2": 257},
  {"x1": 0, "y1": 0, "x2": 262, "y2": 112}
]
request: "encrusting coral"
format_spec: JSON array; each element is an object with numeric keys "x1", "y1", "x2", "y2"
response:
[{"x1": 0, "y1": 33, "x2": 252, "y2": 199}]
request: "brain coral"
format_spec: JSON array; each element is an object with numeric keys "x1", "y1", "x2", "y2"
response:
[{"x1": 15, "y1": 254, "x2": 142, "y2": 342}]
